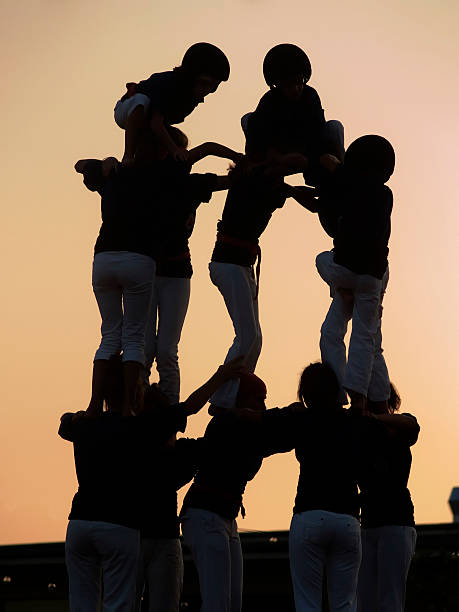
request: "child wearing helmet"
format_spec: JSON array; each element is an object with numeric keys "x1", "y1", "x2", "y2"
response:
[
  {"x1": 245, "y1": 44, "x2": 344, "y2": 183},
  {"x1": 114, "y1": 42, "x2": 230, "y2": 165},
  {"x1": 287, "y1": 135, "x2": 395, "y2": 413}
]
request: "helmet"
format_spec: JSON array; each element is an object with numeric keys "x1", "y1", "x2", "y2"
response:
[
  {"x1": 345, "y1": 135, "x2": 395, "y2": 182},
  {"x1": 263, "y1": 44, "x2": 311, "y2": 87},
  {"x1": 181, "y1": 42, "x2": 230, "y2": 82}
]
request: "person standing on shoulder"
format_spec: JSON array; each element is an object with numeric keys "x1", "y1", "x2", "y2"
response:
[
  {"x1": 75, "y1": 128, "x2": 235, "y2": 416},
  {"x1": 143, "y1": 127, "x2": 243, "y2": 404},
  {"x1": 289, "y1": 135, "x2": 395, "y2": 412}
]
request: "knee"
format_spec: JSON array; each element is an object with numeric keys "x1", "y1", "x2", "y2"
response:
[{"x1": 156, "y1": 344, "x2": 179, "y2": 370}]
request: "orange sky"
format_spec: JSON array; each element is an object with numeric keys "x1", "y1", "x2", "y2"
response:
[{"x1": 1, "y1": 0, "x2": 459, "y2": 544}]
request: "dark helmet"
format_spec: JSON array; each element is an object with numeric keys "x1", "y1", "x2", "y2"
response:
[
  {"x1": 263, "y1": 44, "x2": 311, "y2": 87},
  {"x1": 181, "y1": 42, "x2": 230, "y2": 82},
  {"x1": 345, "y1": 135, "x2": 395, "y2": 183}
]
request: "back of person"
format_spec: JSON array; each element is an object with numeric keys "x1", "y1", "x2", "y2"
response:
[
  {"x1": 246, "y1": 85, "x2": 325, "y2": 158},
  {"x1": 293, "y1": 409, "x2": 360, "y2": 518},
  {"x1": 134, "y1": 70, "x2": 201, "y2": 125},
  {"x1": 211, "y1": 167, "x2": 287, "y2": 265},
  {"x1": 182, "y1": 412, "x2": 263, "y2": 520},
  {"x1": 332, "y1": 178, "x2": 393, "y2": 280},
  {"x1": 359, "y1": 417, "x2": 416, "y2": 529},
  {"x1": 68, "y1": 412, "x2": 141, "y2": 529}
]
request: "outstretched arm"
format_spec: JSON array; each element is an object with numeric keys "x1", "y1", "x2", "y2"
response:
[
  {"x1": 285, "y1": 184, "x2": 319, "y2": 212},
  {"x1": 150, "y1": 110, "x2": 188, "y2": 162},
  {"x1": 188, "y1": 142, "x2": 244, "y2": 166},
  {"x1": 75, "y1": 157, "x2": 119, "y2": 192},
  {"x1": 265, "y1": 153, "x2": 310, "y2": 179},
  {"x1": 213, "y1": 175, "x2": 231, "y2": 191},
  {"x1": 183, "y1": 357, "x2": 246, "y2": 416}
]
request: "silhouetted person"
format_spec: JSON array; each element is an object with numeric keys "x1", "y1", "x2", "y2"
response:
[
  {"x1": 143, "y1": 127, "x2": 242, "y2": 403},
  {"x1": 133, "y1": 384, "x2": 204, "y2": 612},
  {"x1": 356, "y1": 384, "x2": 419, "y2": 612},
  {"x1": 245, "y1": 43, "x2": 344, "y2": 181},
  {"x1": 59, "y1": 356, "x2": 244, "y2": 612},
  {"x1": 59, "y1": 356, "x2": 142, "y2": 612},
  {"x1": 289, "y1": 135, "x2": 395, "y2": 412},
  {"x1": 114, "y1": 42, "x2": 230, "y2": 165},
  {"x1": 208, "y1": 139, "x2": 315, "y2": 410},
  {"x1": 261, "y1": 362, "x2": 364, "y2": 611},
  {"x1": 75, "y1": 130, "x2": 232, "y2": 416},
  {"x1": 180, "y1": 372, "x2": 268, "y2": 612}
]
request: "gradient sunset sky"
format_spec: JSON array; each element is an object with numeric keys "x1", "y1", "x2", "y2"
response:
[{"x1": 1, "y1": 0, "x2": 458, "y2": 544}]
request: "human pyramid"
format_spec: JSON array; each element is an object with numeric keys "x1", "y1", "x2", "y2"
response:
[{"x1": 60, "y1": 43, "x2": 420, "y2": 612}]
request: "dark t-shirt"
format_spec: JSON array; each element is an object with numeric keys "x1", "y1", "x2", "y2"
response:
[
  {"x1": 261, "y1": 406, "x2": 368, "y2": 518},
  {"x1": 181, "y1": 413, "x2": 264, "y2": 520},
  {"x1": 211, "y1": 167, "x2": 287, "y2": 266},
  {"x1": 358, "y1": 413, "x2": 419, "y2": 528},
  {"x1": 59, "y1": 405, "x2": 188, "y2": 530},
  {"x1": 139, "y1": 437, "x2": 204, "y2": 539},
  {"x1": 155, "y1": 210, "x2": 195, "y2": 278},
  {"x1": 130, "y1": 70, "x2": 200, "y2": 125},
  {"x1": 82, "y1": 160, "x2": 216, "y2": 263},
  {"x1": 245, "y1": 86, "x2": 326, "y2": 161},
  {"x1": 155, "y1": 164, "x2": 217, "y2": 278},
  {"x1": 317, "y1": 167, "x2": 393, "y2": 279}
]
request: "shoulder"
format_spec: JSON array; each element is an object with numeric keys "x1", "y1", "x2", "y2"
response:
[
  {"x1": 302, "y1": 85, "x2": 322, "y2": 104},
  {"x1": 140, "y1": 70, "x2": 174, "y2": 87},
  {"x1": 254, "y1": 89, "x2": 280, "y2": 112},
  {"x1": 137, "y1": 70, "x2": 178, "y2": 100}
]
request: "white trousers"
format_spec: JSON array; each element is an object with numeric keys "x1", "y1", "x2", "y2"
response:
[
  {"x1": 356, "y1": 526, "x2": 416, "y2": 612},
  {"x1": 209, "y1": 261, "x2": 262, "y2": 408},
  {"x1": 289, "y1": 510, "x2": 361, "y2": 612},
  {"x1": 65, "y1": 519, "x2": 139, "y2": 612},
  {"x1": 133, "y1": 538, "x2": 183, "y2": 612},
  {"x1": 181, "y1": 507, "x2": 243, "y2": 612},
  {"x1": 144, "y1": 276, "x2": 191, "y2": 404},
  {"x1": 114, "y1": 93, "x2": 151, "y2": 129},
  {"x1": 316, "y1": 251, "x2": 390, "y2": 401},
  {"x1": 92, "y1": 251, "x2": 156, "y2": 364}
]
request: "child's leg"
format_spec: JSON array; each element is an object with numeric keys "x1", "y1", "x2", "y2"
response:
[
  {"x1": 367, "y1": 267, "x2": 390, "y2": 402},
  {"x1": 209, "y1": 262, "x2": 262, "y2": 409},
  {"x1": 322, "y1": 119, "x2": 345, "y2": 162},
  {"x1": 119, "y1": 253, "x2": 156, "y2": 414},
  {"x1": 144, "y1": 282, "x2": 160, "y2": 387},
  {"x1": 114, "y1": 94, "x2": 151, "y2": 164},
  {"x1": 319, "y1": 290, "x2": 353, "y2": 404},
  {"x1": 154, "y1": 276, "x2": 191, "y2": 405},
  {"x1": 92, "y1": 253, "x2": 124, "y2": 360},
  {"x1": 344, "y1": 275, "x2": 383, "y2": 400},
  {"x1": 316, "y1": 251, "x2": 353, "y2": 403},
  {"x1": 87, "y1": 359, "x2": 111, "y2": 415}
]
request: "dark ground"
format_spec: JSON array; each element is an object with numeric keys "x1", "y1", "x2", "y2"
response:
[{"x1": 1, "y1": 524, "x2": 458, "y2": 611}]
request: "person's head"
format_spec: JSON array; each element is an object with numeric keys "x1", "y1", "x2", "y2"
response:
[
  {"x1": 344, "y1": 135, "x2": 395, "y2": 184},
  {"x1": 234, "y1": 373, "x2": 267, "y2": 420},
  {"x1": 298, "y1": 362, "x2": 341, "y2": 410},
  {"x1": 263, "y1": 44, "x2": 311, "y2": 100},
  {"x1": 367, "y1": 382, "x2": 401, "y2": 415},
  {"x1": 180, "y1": 42, "x2": 230, "y2": 100}
]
